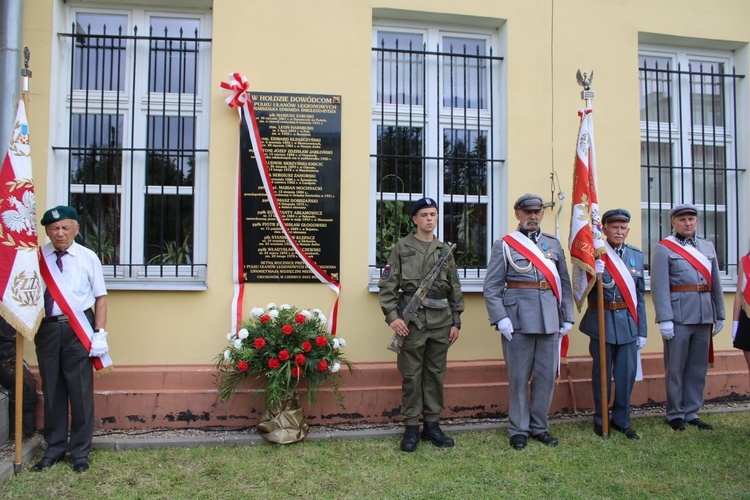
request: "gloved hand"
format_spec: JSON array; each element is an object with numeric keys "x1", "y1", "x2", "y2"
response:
[
  {"x1": 733, "y1": 321, "x2": 739, "y2": 340},
  {"x1": 90, "y1": 329, "x2": 109, "y2": 357},
  {"x1": 595, "y1": 259, "x2": 605, "y2": 275},
  {"x1": 497, "y1": 317, "x2": 514, "y2": 341},
  {"x1": 659, "y1": 321, "x2": 674, "y2": 340},
  {"x1": 713, "y1": 320, "x2": 724, "y2": 337},
  {"x1": 637, "y1": 337, "x2": 647, "y2": 350},
  {"x1": 559, "y1": 322, "x2": 573, "y2": 336}
]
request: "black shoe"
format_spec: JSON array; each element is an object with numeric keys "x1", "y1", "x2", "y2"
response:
[
  {"x1": 400, "y1": 425, "x2": 420, "y2": 452},
  {"x1": 30, "y1": 456, "x2": 61, "y2": 472},
  {"x1": 509, "y1": 434, "x2": 527, "y2": 450},
  {"x1": 594, "y1": 423, "x2": 603, "y2": 436},
  {"x1": 611, "y1": 422, "x2": 640, "y2": 440},
  {"x1": 531, "y1": 431, "x2": 558, "y2": 447},
  {"x1": 421, "y1": 421, "x2": 454, "y2": 448},
  {"x1": 668, "y1": 418, "x2": 685, "y2": 431},
  {"x1": 73, "y1": 458, "x2": 89, "y2": 472},
  {"x1": 686, "y1": 418, "x2": 714, "y2": 431}
]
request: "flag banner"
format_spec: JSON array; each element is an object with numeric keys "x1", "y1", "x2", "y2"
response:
[
  {"x1": 569, "y1": 108, "x2": 604, "y2": 312},
  {"x1": 221, "y1": 73, "x2": 341, "y2": 334},
  {"x1": 0, "y1": 100, "x2": 43, "y2": 340}
]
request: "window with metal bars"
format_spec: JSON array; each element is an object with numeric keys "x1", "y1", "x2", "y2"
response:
[
  {"x1": 53, "y1": 9, "x2": 211, "y2": 289},
  {"x1": 639, "y1": 46, "x2": 745, "y2": 279},
  {"x1": 370, "y1": 24, "x2": 505, "y2": 289}
]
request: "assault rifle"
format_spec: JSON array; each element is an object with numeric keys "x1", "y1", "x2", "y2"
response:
[{"x1": 387, "y1": 242, "x2": 457, "y2": 353}]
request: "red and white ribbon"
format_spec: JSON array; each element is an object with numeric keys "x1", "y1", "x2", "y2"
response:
[{"x1": 221, "y1": 73, "x2": 341, "y2": 334}]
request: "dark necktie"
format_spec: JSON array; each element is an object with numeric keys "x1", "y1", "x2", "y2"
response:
[
  {"x1": 616, "y1": 246, "x2": 624, "y2": 258},
  {"x1": 44, "y1": 250, "x2": 67, "y2": 317}
]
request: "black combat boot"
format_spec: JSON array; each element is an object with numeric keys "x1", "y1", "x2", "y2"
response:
[
  {"x1": 400, "y1": 425, "x2": 420, "y2": 452},
  {"x1": 422, "y1": 421, "x2": 454, "y2": 447}
]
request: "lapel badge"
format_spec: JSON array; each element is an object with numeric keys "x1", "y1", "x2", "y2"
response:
[
  {"x1": 381, "y1": 264, "x2": 390, "y2": 279},
  {"x1": 541, "y1": 242, "x2": 549, "y2": 252}
]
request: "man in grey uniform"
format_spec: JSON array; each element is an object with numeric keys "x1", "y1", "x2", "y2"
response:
[
  {"x1": 378, "y1": 197, "x2": 464, "y2": 452},
  {"x1": 651, "y1": 203, "x2": 724, "y2": 431},
  {"x1": 579, "y1": 208, "x2": 647, "y2": 439},
  {"x1": 483, "y1": 194, "x2": 574, "y2": 450}
]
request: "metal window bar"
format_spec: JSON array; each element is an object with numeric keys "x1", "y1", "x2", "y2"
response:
[
  {"x1": 56, "y1": 24, "x2": 211, "y2": 280},
  {"x1": 372, "y1": 41, "x2": 504, "y2": 277},
  {"x1": 640, "y1": 60, "x2": 745, "y2": 274}
]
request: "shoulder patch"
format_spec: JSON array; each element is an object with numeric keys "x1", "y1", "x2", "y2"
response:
[{"x1": 380, "y1": 264, "x2": 390, "y2": 279}]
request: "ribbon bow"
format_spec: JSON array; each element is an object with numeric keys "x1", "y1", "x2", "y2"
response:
[{"x1": 220, "y1": 72, "x2": 249, "y2": 108}]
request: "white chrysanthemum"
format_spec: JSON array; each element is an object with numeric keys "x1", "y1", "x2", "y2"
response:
[
  {"x1": 338, "y1": 338, "x2": 347, "y2": 348},
  {"x1": 226, "y1": 332, "x2": 235, "y2": 341},
  {"x1": 267, "y1": 302, "x2": 277, "y2": 310},
  {"x1": 249, "y1": 307, "x2": 265, "y2": 317},
  {"x1": 331, "y1": 362, "x2": 341, "y2": 373},
  {"x1": 233, "y1": 338, "x2": 243, "y2": 349},
  {"x1": 312, "y1": 308, "x2": 323, "y2": 315},
  {"x1": 223, "y1": 349, "x2": 231, "y2": 361},
  {"x1": 238, "y1": 328, "x2": 249, "y2": 339},
  {"x1": 279, "y1": 304, "x2": 292, "y2": 310},
  {"x1": 301, "y1": 310, "x2": 312, "y2": 319},
  {"x1": 269, "y1": 310, "x2": 279, "y2": 318},
  {"x1": 318, "y1": 314, "x2": 327, "y2": 325},
  {"x1": 332, "y1": 338, "x2": 340, "y2": 349}
]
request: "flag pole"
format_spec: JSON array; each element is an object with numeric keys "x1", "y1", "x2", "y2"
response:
[
  {"x1": 14, "y1": 46, "x2": 32, "y2": 475},
  {"x1": 578, "y1": 71, "x2": 608, "y2": 439}
]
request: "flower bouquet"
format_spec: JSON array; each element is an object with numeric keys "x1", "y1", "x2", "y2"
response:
[{"x1": 215, "y1": 303, "x2": 350, "y2": 443}]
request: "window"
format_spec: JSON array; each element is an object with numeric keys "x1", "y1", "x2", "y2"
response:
[
  {"x1": 370, "y1": 22, "x2": 504, "y2": 290},
  {"x1": 639, "y1": 45, "x2": 743, "y2": 278},
  {"x1": 53, "y1": 7, "x2": 211, "y2": 289}
]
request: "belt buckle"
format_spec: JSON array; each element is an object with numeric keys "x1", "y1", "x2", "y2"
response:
[
  {"x1": 609, "y1": 301, "x2": 617, "y2": 310},
  {"x1": 539, "y1": 280, "x2": 549, "y2": 290},
  {"x1": 59, "y1": 315, "x2": 69, "y2": 322}
]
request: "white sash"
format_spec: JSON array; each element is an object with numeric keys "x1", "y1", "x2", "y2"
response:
[
  {"x1": 603, "y1": 243, "x2": 639, "y2": 325},
  {"x1": 662, "y1": 235, "x2": 712, "y2": 282},
  {"x1": 503, "y1": 231, "x2": 562, "y2": 305}
]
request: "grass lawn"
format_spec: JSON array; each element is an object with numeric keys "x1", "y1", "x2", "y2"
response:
[{"x1": 2, "y1": 411, "x2": 749, "y2": 498}]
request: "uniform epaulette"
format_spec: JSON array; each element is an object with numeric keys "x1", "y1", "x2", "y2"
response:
[
  {"x1": 542, "y1": 232, "x2": 558, "y2": 240},
  {"x1": 625, "y1": 243, "x2": 643, "y2": 253}
]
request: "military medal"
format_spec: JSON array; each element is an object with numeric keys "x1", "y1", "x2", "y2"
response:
[
  {"x1": 541, "y1": 242, "x2": 549, "y2": 251},
  {"x1": 630, "y1": 257, "x2": 636, "y2": 274}
]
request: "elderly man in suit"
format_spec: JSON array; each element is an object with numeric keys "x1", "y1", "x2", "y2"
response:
[
  {"x1": 651, "y1": 203, "x2": 724, "y2": 431},
  {"x1": 483, "y1": 193, "x2": 575, "y2": 450},
  {"x1": 579, "y1": 208, "x2": 647, "y2": 439}
]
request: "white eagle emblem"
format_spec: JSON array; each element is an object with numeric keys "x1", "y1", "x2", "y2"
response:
[{"x1": 2, "y1": 190, "x2": 37, "y2": 236}]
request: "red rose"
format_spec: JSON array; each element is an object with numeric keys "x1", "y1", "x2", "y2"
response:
[
  {"x1": 268, "y1": 358, "x2": 281, "y2": 369},
  {"x1": 253, "y1": 338, "x2": 266, "y2": 349},
  {"x1": 260, "y1": 315, "x2": 271, "y2": 324},
  {"x1": 294, "y1": 354, "x2": 306, "y2": 366},
  {"x1": 237, "y1": 360, "x2": 249, "y2": 372},
  {"x1": 278, "y1": 349, "x2": 290, "y2": 361},
  {"x1": 295, "y1": 314, "x2": 306, "y2": 324},
  {"x1": 315, "y1": 335, "x2": 328, "y2": 348},
  {"x1": 281, "y1": 324, "x2": 293, "y2": 335},
  {"x1": 317, "y1": 360, "x2": 328, "y2": 372},
  {"x1": 291, "y1": 366, "x2": 302, "y2": 378},
  {"x1": 302, "y1": 341, "x2": 312, "y2": 352}
]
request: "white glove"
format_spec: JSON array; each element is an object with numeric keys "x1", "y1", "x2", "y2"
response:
[
  {"x1": 595, "y1": 259, "x2": 605, "y2": 274},
  {"x1": 733, "y1": 321, "x2": 739, "y2": 340},
  {"x1": 497, "y1": 317, "x2": 514, "y2": 341},
  {"x1": 90, "y1": 329, "x2": 109, "y2": 357},
  {"x1": 659, "y1": 321, "x2": 674, "y2": 340},
  {"x1": 559, "y1": 322, "x2": 573, "y2": 336},
  {"x1": 637, "y1": 337, "x2": 647, "y2": 350},
  {"x1": 713, "y1": 320, "x2": 724, "y2": 337}
]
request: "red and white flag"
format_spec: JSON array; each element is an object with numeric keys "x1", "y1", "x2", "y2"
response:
[
  {"x1": 569, "y1": 108, "x2": 604, "y2": 313},
  {"x1": 0, "y1": 101, "x2": 43, "y2": 340}
]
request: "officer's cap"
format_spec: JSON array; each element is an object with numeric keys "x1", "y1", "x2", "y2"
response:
[
  {"x1": 668, "y1": 203, "x2": 698, "y2": 220},
  {"x1": 602, "y1": 208, "x2": 631, "y2": 225},
  {"x1": 513, "y1": 193, "x2": 544, "y2": 211},
  {"x1": 41, "y1": 205, "x2": 79, "y2": 226},
  {"x1": 410, "y1": 197, "x2": 438, "y2": 218}
]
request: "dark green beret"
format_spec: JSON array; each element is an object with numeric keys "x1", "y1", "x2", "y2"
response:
[
  {"x1": 41, "y1": 205, "x2": 79, "y2": 226},
  {"x1": 410, "y1": 197, "x2": 438, "y2": 217}
]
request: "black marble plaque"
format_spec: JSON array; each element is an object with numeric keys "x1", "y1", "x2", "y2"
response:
[{"x1": 239, "y1": 92, "x2": 341, "y2": 282}]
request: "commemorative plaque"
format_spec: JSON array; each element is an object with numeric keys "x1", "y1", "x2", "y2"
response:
[{"x1": 239, "y1": 92, "x2": 341, "y2": 282}]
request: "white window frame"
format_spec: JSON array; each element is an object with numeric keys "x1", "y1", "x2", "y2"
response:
[{"x1": 51, "y1": 4, "x2": 212, "y2": 290}]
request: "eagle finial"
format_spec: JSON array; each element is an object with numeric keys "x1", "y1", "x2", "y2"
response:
[{"x1": 576, "y1": 70, "x2": 594, "y2": 90}]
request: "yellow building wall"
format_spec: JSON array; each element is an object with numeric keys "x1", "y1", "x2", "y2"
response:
[{"x1": 19, "y1": 0, "x2": 750, "y2": 367}]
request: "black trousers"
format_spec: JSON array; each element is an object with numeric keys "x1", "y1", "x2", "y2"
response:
[{"x1": 35, "y1": 317, "x2": 94, "y2": 460}]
